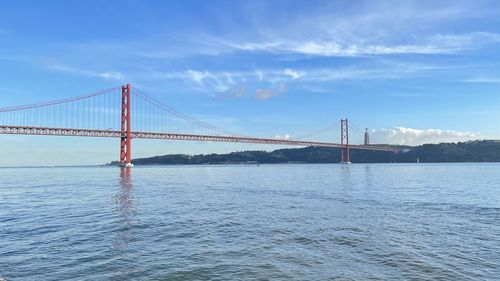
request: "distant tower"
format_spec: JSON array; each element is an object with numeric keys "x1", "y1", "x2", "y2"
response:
[{"x1": 364, "y1": 128, "x2": 370, "y2": 145}]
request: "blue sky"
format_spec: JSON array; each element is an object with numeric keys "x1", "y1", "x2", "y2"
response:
[{"x1": 1, "y1": 0, "x2": 500, "y2": 165}]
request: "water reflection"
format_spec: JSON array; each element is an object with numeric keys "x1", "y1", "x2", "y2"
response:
[
  {"x1": 364, "y1": 165, "x2": 373, "y2": 188},
  {"x1": 113, "y1": 168, "x2": 136, "y2": 277},
  {"x1": 339, "y1": 164, "x2": 352, "y2": 189},
  {"x1": 118, "y1": 167, "x2": 134, "y2": 219}
]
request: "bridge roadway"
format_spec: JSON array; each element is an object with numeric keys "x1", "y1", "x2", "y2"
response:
[{"x1": 0, "y1": 125, "x2": 399, "y2": 152}]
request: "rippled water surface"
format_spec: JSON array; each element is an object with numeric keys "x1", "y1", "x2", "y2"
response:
[{"x1": 1, "y1": 164, "x2": 499, "y2": 280}]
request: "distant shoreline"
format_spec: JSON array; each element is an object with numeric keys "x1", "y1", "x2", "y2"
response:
[
  {"x1": 108, "y1": 140, "x2": 500, "y2": 166},
  {"x1": 3, "y1": 162, "x2": 500, "y2": 169},
  {"x1": 2, "y1": 140, "x2": 498, "y2": 167}
]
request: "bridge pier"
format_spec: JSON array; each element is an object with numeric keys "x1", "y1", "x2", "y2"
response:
[
  {"x1": 340, "y1": 119, "x2": 351, "y2": 164},
  {"x1": 120, "y1": 84, "x2": 133, "y2": 167}
]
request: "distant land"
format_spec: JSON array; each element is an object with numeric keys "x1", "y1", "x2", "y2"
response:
[{"x1": 108, "y1": 140, "x2": 500, "y2": 165}]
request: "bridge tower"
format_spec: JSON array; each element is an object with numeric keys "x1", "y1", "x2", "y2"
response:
[
  {"x1": 120, "y1": 84, "x2": 132, "y2": 167},
  {"x1": 340, "y1": 119, "x2": 350, "y2": 163}
]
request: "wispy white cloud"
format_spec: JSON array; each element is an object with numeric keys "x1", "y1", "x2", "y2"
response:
[
  {"x1": 136, "y1": 61, "x2": 455, "y2": 98},
  {"x1": 371, "y1": 127, "x2": 478, "y2": 145},
  {"x1": 230, "y1": 40, "x2": 450, "y2": 56},
  {"x1": 82, "y1": 2, "x2": 491, "y2": 61},
  {"x1": 185, "y1": 69, "x2": 240, "y2": 93},
  {"x1": 181, "y1": 0, "x2": 500, "y2": 59},
  {"x1": 144, "y1": 69, "x2": 292, "y2": 98},
  {"x1": 284, "y1": 68, "x2": 304, "y2": 79},
  {"x1": 224, "y1": 32, "x2": 500, "y2": 57},
  {"x1": 96, "y1": 72, "x2": 123, "y2": 80},
  {"x1": 255, "y1": 70, "x2": 264, "y2": 81},
  {"x1": 299, "y1": 85, "x2": 332, "y2": 94},
  {"x1": 146, "y1": 61, "x2": 451, "y2": 84},
  {"x1": 187, "y1": 70, "x2": 212, "y2": 84},
  {"x1": 44, "y1": 60, "x2": 124, "y2": 80}
]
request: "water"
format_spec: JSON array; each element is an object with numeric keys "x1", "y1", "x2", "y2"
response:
[{"x1": 1, "y1": 164, "x2": 499, "y2": 280}]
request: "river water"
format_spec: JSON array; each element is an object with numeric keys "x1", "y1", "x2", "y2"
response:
[{"x1": 0, "y1": 164, "x2": 499, "y2": 280}]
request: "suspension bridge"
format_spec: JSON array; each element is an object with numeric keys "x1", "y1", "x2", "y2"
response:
[{"x1": 0, "y1": 84, "x2": 399, "y2": 167}]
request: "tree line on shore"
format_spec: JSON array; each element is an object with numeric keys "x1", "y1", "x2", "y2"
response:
[{"x1": 109, "y1": 140, "x2": 500, "y2": 165}]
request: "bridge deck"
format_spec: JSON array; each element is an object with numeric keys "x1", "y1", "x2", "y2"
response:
[{"x1": 0, "y1": 125, "x2": 399, "y2": 152}]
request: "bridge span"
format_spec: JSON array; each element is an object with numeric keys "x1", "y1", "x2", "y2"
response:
[{"x1": 0, "y1": 84, "x2": 399, "y2": 166}]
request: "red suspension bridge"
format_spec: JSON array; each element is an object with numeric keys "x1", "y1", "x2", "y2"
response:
[{"x1": 0, "y1": 84, "x2": 399, "y2": 167}]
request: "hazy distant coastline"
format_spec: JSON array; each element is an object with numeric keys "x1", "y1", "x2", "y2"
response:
[{"x1": 107, "y1": 140, "x2": 500, "y2": 165}]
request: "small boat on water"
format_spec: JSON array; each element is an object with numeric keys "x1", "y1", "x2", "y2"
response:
[{"x1": 340, "y1": 161, "x2": 352, "y2": 165}]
